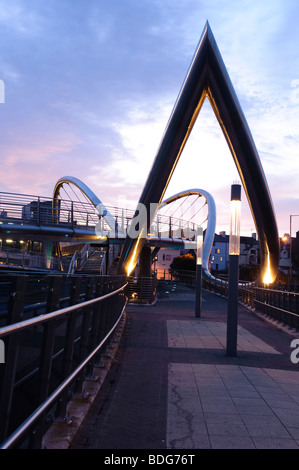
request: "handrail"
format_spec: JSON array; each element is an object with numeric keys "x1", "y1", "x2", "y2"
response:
[
  {"x1": 0, "y1": 282, "x2": 128, "y2": 339},
  {"x1": 254, "y1": 299, "x2": 299, "y2": 320},
  {"x1": 254, "y1": 285, "x2": 299, "y2": 295},
  {"x1": 0, "y1": 190, "x2": 203, "y2": 239},
  {"x1": 67, "y1": 250, "x2": 78, "y2": 274},
  {"x1": 203, "y1": 276, "x2": 299, "y2": 329},
  {"x1": 0, "y1": 297, "x2": 127, "y2": 449}
]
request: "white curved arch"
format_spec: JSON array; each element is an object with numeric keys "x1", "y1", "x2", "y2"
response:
[
  {"x1": 53, "y1": 176, "x2": 124, "y2": 235},
  {"x1": 53, "y1": 178, "x2": 219, "y2": 278},
  {"x1": 161, "y1": 189, "x2": 216, "y2": 276}
]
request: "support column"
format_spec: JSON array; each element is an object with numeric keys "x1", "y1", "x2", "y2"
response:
[{"x1": 138, "y1": 245, "x2": 152, "y2": 278}]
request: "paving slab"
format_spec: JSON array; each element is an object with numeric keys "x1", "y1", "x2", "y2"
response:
[{"x1": 68, "y1": 285, "x2": 299, "y2": 450}]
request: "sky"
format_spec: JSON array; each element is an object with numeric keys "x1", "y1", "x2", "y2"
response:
[{"x1": 0, "y1": 0, "x2": 299, "y2": 238}]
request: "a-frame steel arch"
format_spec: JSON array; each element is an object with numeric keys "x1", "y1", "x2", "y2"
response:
[{"x1": 118, "y1": 22, "x2": 279, "y2": 284}]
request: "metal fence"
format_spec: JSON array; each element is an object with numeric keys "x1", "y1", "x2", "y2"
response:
[
  {"x1": 240, "y1": 284, "x2": 299, "y2": 330},
  {"x1": 0, "y1": 273, "x2": 127, "y2": 449},
  {"x1": 0, "y1": 191, "x2": 202, "y2": 240},
  {"x1": 158, "y1": 268, "x2": 299, "y2": 330},
  {"x1": 125, "y1": 276, "x2": 157, "y2": 304},
  {"x1": 0, "y1": 248, "x2": 64, "y2": 271},
  {"x1": 202, "y1": 275, "x2": 299, "y2": 330}
]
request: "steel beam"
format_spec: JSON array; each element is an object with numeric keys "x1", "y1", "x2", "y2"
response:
[{"x1": 118, "y1": 22, "x2": 279, "y2": 284}]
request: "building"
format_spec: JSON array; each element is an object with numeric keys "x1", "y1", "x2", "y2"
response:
[
  {"x1": 154, "y1": 232, "x2": 260, "y2": 279},
  {"x1": 279, "y1": 232, "x2": 299, "y2": 279},
  {"x1": 153, "y1": 248, "x2": 180, "y2": 279},
  {"x1": 209, "y1": 231, "x2": 259, "y2": 274}
]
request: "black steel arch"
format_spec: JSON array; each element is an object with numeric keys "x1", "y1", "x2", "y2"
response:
[{"x1": 118, "y1": 21, "x2": 279, "y2": 283}]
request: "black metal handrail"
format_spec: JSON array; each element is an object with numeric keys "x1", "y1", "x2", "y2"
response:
[
  {"x1": 203, "y1": 276, "x2": 299, "y2": 330},
  {"x1": 0, "y1": 293, "x2": 127, "y2": 450},
  {"x1": 0, "y1": 284, "x2": 127, "y2": 339},
  {"x1": 0, "y1": 275, "x2": 127, "y2": 449}
]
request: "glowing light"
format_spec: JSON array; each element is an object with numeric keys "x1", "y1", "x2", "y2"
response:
[
  {"x1": 126, "y1": 239, "x2": 141, "y2": 277},
  {"x1": 281, "y1": 235, "x2": 288, "y2": 242},
  {"x1": 5, "y1": 239, "x2": 13, "y2": 243},
  {"x1": 125, "y1": 225, "x2": 147, "y2": 276},
  {"x1": 196, "y1": 227, "x2": 203, "y2": 265},
  {"x1": 229, "y1": 185, "x2": 241, "y2": 256},
  {"x1": 263, "y1": 251, "x2": 274, "y2": 285}
]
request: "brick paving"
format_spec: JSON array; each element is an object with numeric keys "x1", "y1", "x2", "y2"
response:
[{"x1": 69, "y1": 284, "x2": 299, "y2": 449}]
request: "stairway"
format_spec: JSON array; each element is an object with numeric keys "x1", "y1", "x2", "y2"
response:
[{"x1": 77, "y1": 248, "x2": 106, "y2": 274}]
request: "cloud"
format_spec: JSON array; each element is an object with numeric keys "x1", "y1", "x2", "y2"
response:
[
  {"x1": 0, "y1": 1, "x2": 44, "y2": 36},
  {"x1": 0, "y1": 128, "x2": 82, "y2": 195}
]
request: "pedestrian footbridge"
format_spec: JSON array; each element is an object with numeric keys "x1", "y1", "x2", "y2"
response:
[{"x1": 0, "y1": 180, "x2": 216, "y2": 279}]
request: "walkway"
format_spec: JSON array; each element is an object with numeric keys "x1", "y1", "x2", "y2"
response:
[{"x1": 69, "y1": 284, "x2": 299, "y2": 450}]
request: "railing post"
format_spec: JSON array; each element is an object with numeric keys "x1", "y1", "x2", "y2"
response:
[
  {"x1": 101, "y1": 279, "x2": 112, "y2": 334},
  {"x1": 71, "y1": 201, "x2": 74, "y2": 227},
  {"x1": 31, "y1": 276, "x2": 62, "y2": 447},
  {"x1": 37, "y1": 197, "x2": 40, "y2": 225},
  {"x1": 75, "y1": 277, "x2": 95, "y2": 394},
  {"x1": 169, "y1": 217, "x2": 172, "y2": 238},
  {"x1": 0, "y1": 276, "x2": 25, "y2": 442},
  {"x1": 86, "y1": 279, "x2": 104, "y2": 376},
  {"x1": 57, "y1": 276, "x2": 82, "y2": 417}
]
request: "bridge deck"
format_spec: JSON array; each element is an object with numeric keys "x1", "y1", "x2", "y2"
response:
[{"x1": 47, "y1": 286, "x2": 299, "y2": 450}]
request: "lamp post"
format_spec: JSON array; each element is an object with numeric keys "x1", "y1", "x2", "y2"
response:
[
  {"x1": 195, "y1": 227, "x2": 203, "y2": 318},
  {"x1": 290, "y1": 215, "x2": 299, "y2": 288},
  {"x1": 226, "y1": 183, "x2": 241, "y2": 357}
]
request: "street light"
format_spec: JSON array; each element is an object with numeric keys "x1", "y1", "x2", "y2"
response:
[
  {"x1": 226, "y1": 183, "x2": 241, "y2": 357},
  {"x1": 195, "y1": 227, "x2": 203, "y2": 318},
  {"x1": 290, "y1": 214, "x2": 299, "y2": 288}
]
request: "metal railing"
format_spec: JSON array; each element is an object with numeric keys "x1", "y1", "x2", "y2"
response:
[
  {"x1": 202, "y1": 276, "x2": 299, "y2": 330},
  {"x1": 0, "y1": 191, "x2": 202, "y2": 241},
  {"x1": 156, "y1": 268, "x2": 299, "y2": 330},
  {"x1": 0, "y1": 273, "x2": 127, "y2": 449},
  {"x1": 245, "y1": 285, "x2": 299, "y2": 330},
  {"x1": 0, "y1": 248, "x2": 63, "y2": 271},
  {"x1": 125, "y1": 276, "x2": 157, "y2": 304}
]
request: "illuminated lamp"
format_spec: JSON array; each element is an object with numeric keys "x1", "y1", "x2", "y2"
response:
[
  {"x1": 226, "y1": 183, "x2": 241, "y2": 357},
  {"x1": 195, "y1": 227, "x2": 203, "y2": 317}
]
